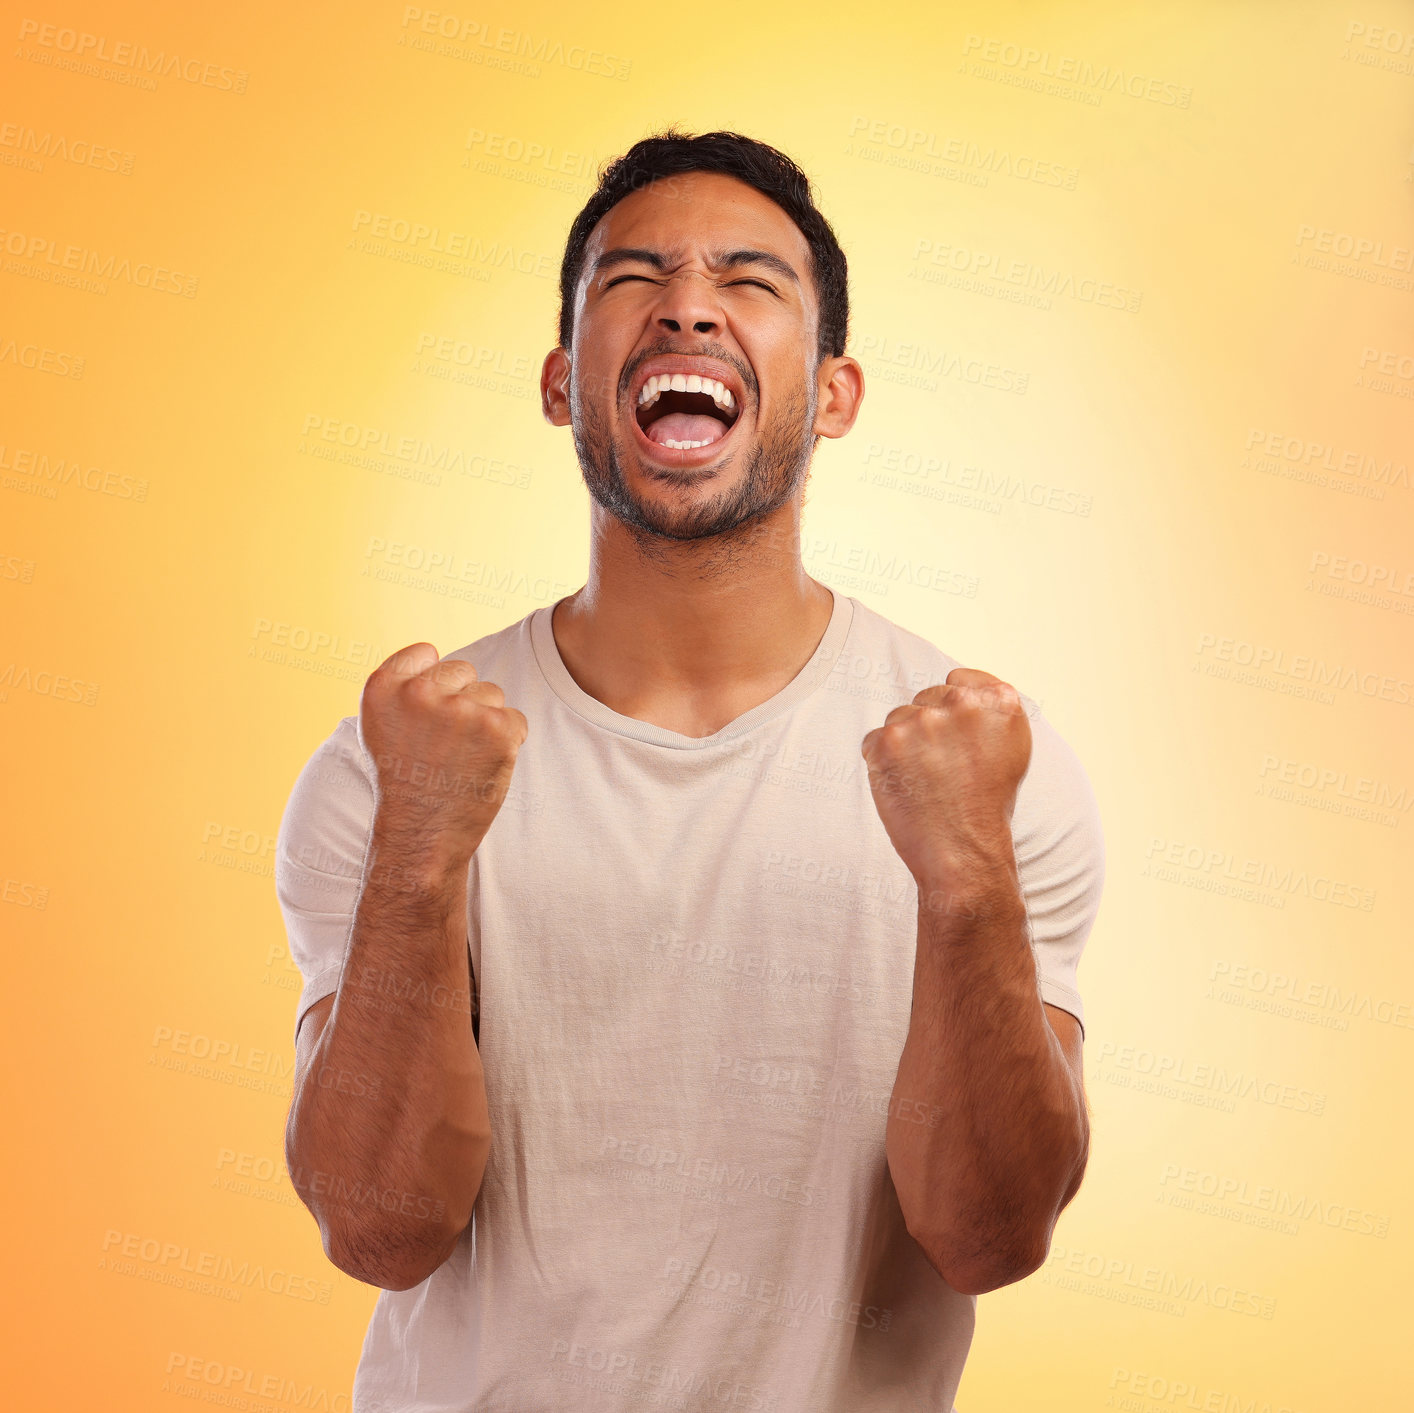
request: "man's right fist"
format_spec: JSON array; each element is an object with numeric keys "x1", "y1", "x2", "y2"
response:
[{"x1": 358, "y1": 642, "x2": 529, "y2": 866}]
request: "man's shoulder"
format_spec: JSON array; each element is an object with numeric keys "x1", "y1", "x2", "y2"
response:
[
  {"x1": 440, "y1": 606, "x2": 542, "y2": 677},
  {"x1": 834, "y1": 596, "x2": 969, "y2": 699},
  {"x1": 848, "y1": 596, "x2": 1070, "y2": 718},
  {"x1": 845, "y1": 596, "x2": 1094, "y2": 810},
  {"x1": 291, "y1": 610, "x2": 544, "y2": 787}
]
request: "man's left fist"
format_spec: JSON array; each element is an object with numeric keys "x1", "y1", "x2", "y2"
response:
[{"x1": 860, "y1": 667, "x2": 1032, "y2": 886}]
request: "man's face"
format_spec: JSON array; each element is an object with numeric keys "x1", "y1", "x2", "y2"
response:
[{"x1": 543, "y1": 170, "x2": 852, "y2": 545}]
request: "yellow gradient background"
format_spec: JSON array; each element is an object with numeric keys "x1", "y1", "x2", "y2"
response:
[{"x1": 3, "y1": 2, "x2": 1410, "y2": 1409}]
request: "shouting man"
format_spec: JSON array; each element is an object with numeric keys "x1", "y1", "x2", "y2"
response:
[{"x1": 278, "y1": 127, "x2": 1105, "y2": 1412}]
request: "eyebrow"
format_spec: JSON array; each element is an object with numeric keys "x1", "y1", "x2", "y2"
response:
[{"x1": 590, "y1": 246, "x2": 801, "y2": 287}]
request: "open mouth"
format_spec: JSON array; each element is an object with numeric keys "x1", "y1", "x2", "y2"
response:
[{"x1": 633, "y1": 373, "x2": 742, "y2": 452}]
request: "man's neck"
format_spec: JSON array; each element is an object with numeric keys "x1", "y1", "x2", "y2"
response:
[{"x1": 549, "y1": 513, "x2": 836, "y2": 739}]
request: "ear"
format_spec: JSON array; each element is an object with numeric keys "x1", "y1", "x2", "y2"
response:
[
  {"x1": 812, "y1": 355, "x2": 865, "y2": 440},
  {"x1": 541, "y1": 347, "x2": 572, "y2": 427}
]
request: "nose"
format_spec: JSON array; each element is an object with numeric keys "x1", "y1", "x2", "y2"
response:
[{"x1": 651, "y1": 269, "x2": 722, "y2": 337}]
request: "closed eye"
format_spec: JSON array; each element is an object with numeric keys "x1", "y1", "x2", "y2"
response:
[{"x1": 603, "y1": 274, "x2": 778, "y2": 294}]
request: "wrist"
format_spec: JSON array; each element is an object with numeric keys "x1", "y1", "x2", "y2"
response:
[
  {"x1": 911, "y1": 829, "x2": 1018, "y2": 894},
  {"x1": 367, "y1": 816, "x2": 472, "y2": 897},
  {"x1": 914, "y1": 857, "x2": 1026, "y2": 931}
]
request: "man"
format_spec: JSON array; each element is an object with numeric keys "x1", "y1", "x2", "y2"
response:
[{"x1": 277, "y1": 128, "x2": 1105, "y2": 1412}]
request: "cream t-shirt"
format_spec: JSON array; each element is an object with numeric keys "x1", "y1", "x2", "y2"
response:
[{"x1": 275, "y1": 587, "x2": 1105, "y2": 1413}]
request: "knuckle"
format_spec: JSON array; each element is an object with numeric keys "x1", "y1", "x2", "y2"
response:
[
  {"x1": 404, "y1": 673, "x2": 442, "y2": 705},
  {"x1": 493, "y1": 707, "x2": 527, "y2": 747}
]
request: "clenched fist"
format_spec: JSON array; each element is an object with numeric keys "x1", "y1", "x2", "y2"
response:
[
  {"x1": 861, "y1": 667, "x2": 1031, "y2": 890},
  {"x1": 358, "y1": 641, "x2": 529, "y2": 869}
]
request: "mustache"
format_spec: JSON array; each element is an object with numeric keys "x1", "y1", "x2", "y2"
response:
[{"x1": 616, "y1": 341, "x2": 758, "y2": 404}]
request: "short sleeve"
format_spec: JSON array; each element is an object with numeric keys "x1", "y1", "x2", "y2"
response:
[
  {"x1": 274, "y1": 715, "x2": 378, "y2": 1048},
  {"x1": 1009, "y1": 701, "x2": 1106, "y2": 1039}
]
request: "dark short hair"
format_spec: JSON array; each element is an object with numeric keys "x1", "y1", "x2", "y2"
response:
[{"x1": 556, "y1": 127, "x2": 850, "y2": 364}]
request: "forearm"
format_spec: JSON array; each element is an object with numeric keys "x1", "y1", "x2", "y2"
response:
[
  {"x1": 886, "y1": 865, "x2": 1087, "y2": 1295},
  {"x1": 287, "y1": 821, "x2": 491, "y2": 1287}
]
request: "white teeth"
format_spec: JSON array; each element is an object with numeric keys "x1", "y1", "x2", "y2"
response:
[
  {"x1": 635, "y1": 371, "x2": 737, "y2": 417},
  {"x1": 663, "y1": 438, "x2": 712, "y2": 449}
]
